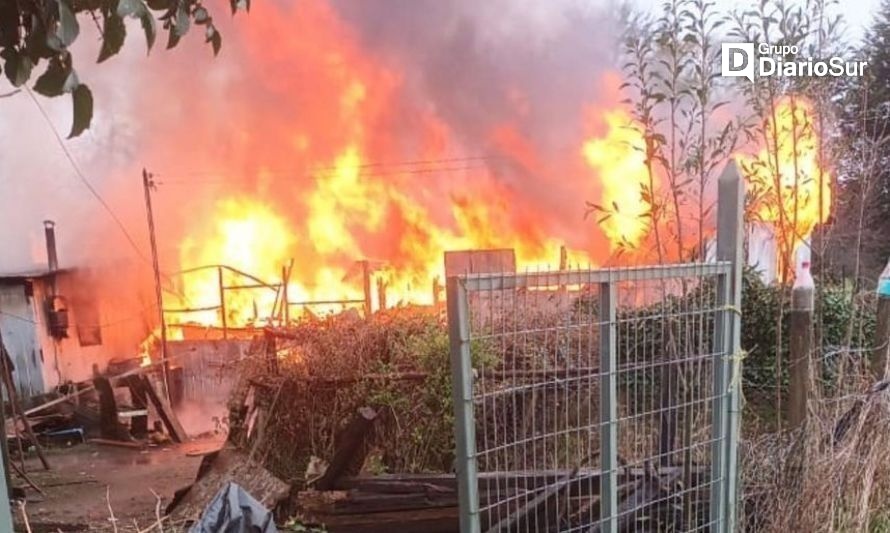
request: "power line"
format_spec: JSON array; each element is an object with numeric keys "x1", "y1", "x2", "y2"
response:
[
  {"x1": 24, "y1": 87, "x2": 151, "y2": 265},
  {"x1": 156, "y1": 163, "x2": 498, "y2": 186},
  {"x1": 155, "y1": 154, "x2": 508, "y2": 179}
]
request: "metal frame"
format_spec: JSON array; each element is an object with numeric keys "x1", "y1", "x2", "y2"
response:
[{"x1": 447, "y1": 162, "x2": 744, "y2": 532}]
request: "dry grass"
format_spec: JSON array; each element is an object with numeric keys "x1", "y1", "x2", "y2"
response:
[{"x1": 741, "y1": 365, "x2": 890, "y2": 532}]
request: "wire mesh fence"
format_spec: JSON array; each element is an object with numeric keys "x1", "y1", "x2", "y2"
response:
[
  {"x1": 448, "y1": 164, "x2": 744, "y2": 533},
  {"x1": 447, "y1": 263, "x2": 739, "y2": 532}
]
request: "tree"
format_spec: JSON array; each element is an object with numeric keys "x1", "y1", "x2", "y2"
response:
[
  {"x1": 0, "y1": 0, "x2": 248, "y2": 137},
  {"x1": 829, "y1": 0, "x2": 890, "y2": 285}
]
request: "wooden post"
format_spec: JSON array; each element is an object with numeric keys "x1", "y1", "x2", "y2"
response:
[
  {"x1": 788, "y1": 281, "x2": 814, "y2": 429},
  {"x1": 281, "y1": 264, "x2": 290, "y2": 325},
  {"x1": 312, "y1": 407, "x2": 378, "y2": 490},
  {"x1": 0, "y1": 346, "x2": 49, "y2": 470},
  {"x1": 217, "y1": 266, "x2": 227, "y2": 339},
  {"x1": 872, "y1": 259, "x2": 890, "y2": 379},
  {"x1": 377, "y1": 278, "x2": 387, "y2": 311},
  {"x1": 0, "y1": 332, "x2": 15, "y2": 514},
  {"x1": 218, "y1": 267, "x2": 228, "y2": 336},
  {"x1": 264, "y1": 329, "x2": 278, "y2": 374},
  {"x1": 142, "y1": 169, "x2": 171, "y2": 401},
  {"x1": 361, "y1": 260, "x2": 372, "y2": 317}
]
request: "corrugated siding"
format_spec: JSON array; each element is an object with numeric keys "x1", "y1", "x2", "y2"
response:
[{"x1": 0, "y1": 284, "x2": 46, "y2": 402}]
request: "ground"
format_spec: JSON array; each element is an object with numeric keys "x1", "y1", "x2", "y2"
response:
[{"x1": 10, "y1": 437, "x2": 223, "y2": 532}]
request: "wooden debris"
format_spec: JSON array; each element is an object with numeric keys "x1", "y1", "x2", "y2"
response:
[
  {"x1": 166, "y1": 446, "x2": 289, "y2": 523},
  {"x1": 134, "y1": 375, "x2": 187, "y2": 443},
  {"x1": 485, "y1": 468, "x2": 579, "y2": 532},
  {"x1": 123, "y1": 375, "x2": 150, "y2": 437},
  {"x1": 0, "y1": 346, "x2": 50, "y2": 471},
  {"x1": 313, "y1": 407, "x2": 379, "y2": 491},
  {"x1": 93, "y1": 376, "x2": 130, "y2": 440},
  {"x1": 8, "y1": 460, "x2": 45, "y2": 496},
  {"x1": 89, "y1": 438, "x2": 145, "y2": 449}
]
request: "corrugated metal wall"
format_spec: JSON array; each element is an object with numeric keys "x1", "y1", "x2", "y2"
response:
[{"x1": 0, "y1": 283, "x2": 46, "y2": 403}]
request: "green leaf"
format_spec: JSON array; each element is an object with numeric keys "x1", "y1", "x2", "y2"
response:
[
  {"x1": 117, "y1": 0, "x2": 155, "y2": 53},
  {"x1": 25, "y1": 18, "x2": 55, "y2": 64},
  {"x1": 98, "y1": 14, "x2": 127, "y2": 63},
  {"x1": 140, "y1": 10, "x2": 157, "y2": 53},
  {"x1": 117, "y1": 0, "x2": 144, "y2": 17},
  {"x1": 166, "y1": 26, "x2": 181, "y2": 49},
  {"x1": 68, "y1": 84, "x2": 93, "y2": 138},
  {"x1": 62, "y1": 68, "x2": 79, "y2": 93},
  {"x1": 174, "y1": 4, "x2": 190, "y2": 37},
  {"x1": 1, "y1": 48, "x2": 33, "y2": 87},
  {"x1": 194, "y1": 7, "x2": 210, "y2": 24},
  {"x1": 56, "y1": 0, "x2": 80, "y2": 48},
  {"x1": 206, "y1": 25, "x2": 221, "y2": 56},
  {"x1": 33, "y1": 57, "x2": 69, "y2": 96}
]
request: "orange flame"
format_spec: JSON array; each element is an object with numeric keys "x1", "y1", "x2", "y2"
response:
[
  {"x1": 737, "y1": 96, "x2": 831, "y2": 278},
  {"x1": 147, "y1": 1, "x2": 618, "y2": 328},
  {"x1": 582, "y1": 109, "x2": 651, "y2": 252}
]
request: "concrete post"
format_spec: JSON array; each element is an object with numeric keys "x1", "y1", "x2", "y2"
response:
[
  {"x1": 788, "y1": 263, "x2": 815, "y2": 429},
  {"x1": 713, "y1": 161, "x2": 744, "y2": 531}
]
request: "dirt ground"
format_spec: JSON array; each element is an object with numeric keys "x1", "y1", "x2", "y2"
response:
[{"x1": 9, "y1": 437, "x2": 224, "y2": 532}]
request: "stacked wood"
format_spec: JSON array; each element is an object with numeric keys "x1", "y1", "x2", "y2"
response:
[{"x1": 293, "y1": 466, "x2": 711, "y2": 533}]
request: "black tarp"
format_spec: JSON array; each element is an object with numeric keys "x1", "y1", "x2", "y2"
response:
[{"x1": 189, "y1": 481, "x2": 278, "y2": 533}]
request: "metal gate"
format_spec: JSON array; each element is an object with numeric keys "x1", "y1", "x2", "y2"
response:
[{"x1": 447, "y1": 164, "x2": 744, "y2": 532}]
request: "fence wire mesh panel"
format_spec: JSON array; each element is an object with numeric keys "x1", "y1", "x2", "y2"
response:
[{"x1": 448, "y1": 263, "x2": 739, "y2": 533}]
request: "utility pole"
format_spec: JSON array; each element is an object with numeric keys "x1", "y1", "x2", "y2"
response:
[{"x1": 142, "y1": 169, "x2": 171, "y2": 401}]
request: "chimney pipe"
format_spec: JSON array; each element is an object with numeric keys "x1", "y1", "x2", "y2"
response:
[{"x1": 44, "y1": 220, "x2": 58, "y2": 272}]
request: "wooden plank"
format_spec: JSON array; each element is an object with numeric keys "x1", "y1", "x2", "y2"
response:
[
  {"x1": 89, "y1": 438, "x2": 145, "y2": 450},
  {"x1": 334, "y1": 466, "x2": 709, "y2": 495},
  {"x1": 123, "y1": 375, "x2": 149, "y2": 437},
  {"x1": 300, "y1": 506, "x2": 458, "y2": 533},
  {"x1": 484, "y1": 468, "x2": 578, "y2": 533},
  {"x1": 313, "y1": 407, "x2": 378, "y2": 491},
  {"x1": 166, "y1": 447, "x2": 289, "y2": 523},
  {"x1": 137, "y1": 375, "x2": 187, "y2": 443},
  {"x1": 93, "y1": 376, "x2": 128, "y2": 440}
]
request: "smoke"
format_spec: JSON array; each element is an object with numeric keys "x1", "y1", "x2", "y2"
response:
[
  {"x1": 2, "y1": 0, "x2": 630, "y2": 289},
  {"x1": 330, "y1": 0, "x2": 624, "y2": 238}
]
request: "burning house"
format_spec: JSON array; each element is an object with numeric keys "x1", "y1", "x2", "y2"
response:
[{"x1": 0, "y1": 222, "x2": 152, "y2": 404}]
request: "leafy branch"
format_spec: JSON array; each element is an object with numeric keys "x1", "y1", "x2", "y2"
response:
[{"x1": 0, "y1": 0, "x2": 248, "y2": 137}]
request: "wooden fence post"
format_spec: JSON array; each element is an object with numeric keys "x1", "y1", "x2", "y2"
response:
[
  {"x1": 788, "y1": 266, "x2": 814, "y2": 429},
  {"x1": 872, "y1": 258, "x2": 890, "y2": 379}
]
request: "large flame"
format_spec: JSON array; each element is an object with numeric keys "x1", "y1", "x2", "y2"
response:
[
  {"x1": 134, "y1": 2, "x2": 649, "y2": 329},
  {"x1": 737, "y1": 96, "x2": 831, "y2": 278},
  {"x1": 582, "y1": 109, "x2": 651, "y2": 251}
]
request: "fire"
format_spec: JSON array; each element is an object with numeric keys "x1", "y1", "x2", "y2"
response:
[
  {"x1": 139, "y1": 0, "x2": 624, "y2": 329},
  {"x1": 737, "y1": 96, "x2": 831, "y2": 278},
  {"x1": 582, "y1": 109, "x2": 651, "y2": 251},
  {"x1": 173, "y1": 198, "x2": 297, "y2": 326}
]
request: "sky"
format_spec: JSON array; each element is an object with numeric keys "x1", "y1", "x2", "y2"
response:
[{"x1": 0, "y1": 0, "x2": 885, "y2": 274}]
